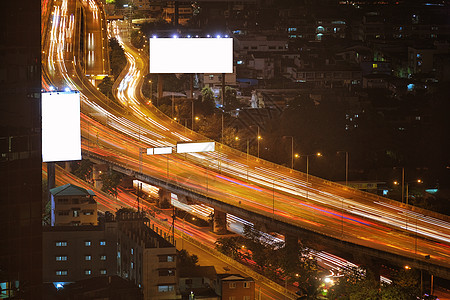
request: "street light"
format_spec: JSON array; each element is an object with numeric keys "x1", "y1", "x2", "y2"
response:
[
  {"x1": 283, "y1": 136, "x2": 295, "y2": 169},
  {"x1": 148, "y1": 80, "x2": 153, "y2": 103},
  {"x1": 337, "y1": 151, "x2": 349, "y2": 186},
  {"x1": 300, "y1": 152, "x2": 322, "y2": 183},
  {"x1": 249, "y1": 125, "x2": 261, "y2": 158},
  {"x1": 257, "y1": 133, "x2": 262, "y2": 158},
  {"x1": 394, "y1": 178, "x2": 422, "y2": 205}
]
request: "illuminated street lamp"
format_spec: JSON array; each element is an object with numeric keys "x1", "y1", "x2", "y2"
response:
[
  {"x1": 300, "y1": 152, "x2": 322, "y2": 183},
  {"x1": 337, "y1": 151, "x2": 349, "y2": 186},
  {"x1": 257, "y1": 133, "x2": 262, "y2": 158},
  {"x1": 283, "y1": 136, "x2": 295, "y2": 169},
  {"x1": 395, "y1": 179, "x2": 423, "y2": 206}
]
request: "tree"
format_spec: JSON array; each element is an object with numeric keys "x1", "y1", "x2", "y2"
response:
[
  {"x1": 197, "y1": 114, "x2": 222, "y2": 141},
  {"x1": 109, "y1": 38, "x2": 127, "y2": 78},
  {"x1": 328, "y1": 266, "x2": 379, "y2": 300},
  {"x1": 177, "y1": 249, "x2": 199, "y2": 269},
  {"x1": 98, "y1": 76, "x2": 114, "y2": 102},
  {"x1": 131, "y1": 30, "x2": 145, "y2": 49},
  {"x1": 381, "y1": 268, "x2": 421, "y2": 300},
  {"x1": 214, "y1": 237, "x2": 243, "y2": 260},
  {"x1": 224, "y1": 86, "x2": 240, "y2": 111},
  {"x1": 71, "y1": 159, "x2": 93, "y2": 182},
  {"x1": 100, "y1": 170, "x2": 122, "y2": 197}
]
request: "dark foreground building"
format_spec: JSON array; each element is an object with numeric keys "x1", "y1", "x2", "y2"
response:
[{"x1": 0, "y1": 1, "x2": 42, "y2": 299}]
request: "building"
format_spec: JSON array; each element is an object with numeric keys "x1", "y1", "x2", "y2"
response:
[
  {"x1": 43, "y1": 211, "x2": 178, "y2": 300},
  {"x1": 50, "y1": 184, "x2": 98, "y2": 226},
  {"x1": 55, "y1": 275, "x2": 143, "y2": 299},
  {"x1": 203, "y1": 67, "x2": 238, "y2": 89},
  {"x1": 179, "y1": 266, "x2": 218, "y2": 299},
  {"x1": 216, "y1": 274, "x2": 255, "y2": 300},
  {"x1": 0, "y1": 0, "x2": 42, "y2": 298}
]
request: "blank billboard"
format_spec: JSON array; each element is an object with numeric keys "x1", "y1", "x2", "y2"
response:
[
  {"x1": 42, "y1": 91, "x2": 81, "y2": 162},
  {"x1": 149, "y1": 38, "x2": 233, "y2": 73},
  {"x1": 176, "y1": 142, "x2": 215, "y2": 153},
  {"x1": 147, "y1": 147, "x2": 172, "y2": 155}
]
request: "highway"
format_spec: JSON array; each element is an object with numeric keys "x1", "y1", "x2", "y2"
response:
[{"x1": 43, "y1": 0, "x2": 450, "y2": 277}]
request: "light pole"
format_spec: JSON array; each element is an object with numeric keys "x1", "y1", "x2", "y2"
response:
[
  {"x1": 257, "y1": 126, "x2": 262, "y2": 158},
  {"x1": 148, "y1": 80, "x2": 153, "y2": 103},
  {"x1": 283, "y1": 136, "x2": 295, "y2": 169},
  {"x1": 337, "y1": 151, "x2": 349, "y2": 186},
  {"x1": 394, "y1": 177, "x2": 421, "y2": 205},
  {"x1": 395, "y1": 179, "x2": 422, "y2": 230},
  {"x1": 191, "y1": 99, "x2": 194, "y2": 130},
  {"x1": 302, "y1": 152, "x2": 322, "y2": 183},
  {"x1": 405, "y1": 179, "x2": 422, "y2": 206}
]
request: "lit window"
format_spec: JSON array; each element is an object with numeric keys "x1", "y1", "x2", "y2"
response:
[
  {"x1": 85, "y1": 255, "x2": 92, "y2": 261},
  {"x1": 243, "y1": 281, "x2": 251, "y2": 288},
  {"x1": 131, "y1": 262, "x2": 134, "y2": 269},
  {"x1": 158, "y1": 285, "x2": 174, "y2": 292},
  {"x1": 131, "y1": 248, "x2": 134, "y2": 255},
  {"x1": 56, "y1": 256, "x2": 67, "y2": 261},
  {"x1": 85, "y1": 270, "x2": 92, "y2": 275},
  {"x1": 167, "y1": 255, "x2": 174, "y2": 262},
  {"x1": 73, "y1": 210, "x2": 79, "y2": 217},
  {"x1": 56, "y1": 270, "x2": 68, "y2": 276},
  {"x1": 85, "y1": 241, "x2": 91, "y2": 246},
  {"x1": 56, "y1": 241, "x2": 67, "y2": 247},
  {"x1": 100, "y1": 240, "x2": 106, "y2": 246},
  {"x1": 373, "y1": 63, "x2": 378, "y2": 69},
  {"x1": 100, "y1": 269, "x2": 107, "y2": 275},
  {"x1": 100, "y1": 255, "x2": 107, "y2": 261}
]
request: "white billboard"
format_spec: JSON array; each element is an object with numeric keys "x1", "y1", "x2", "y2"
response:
[
  {"x1": 149, "y1": 38, "x2": 233, "y2": 73},
  {"x1": 147, "y1": 147, "x2": 172, "y2": 155},
  {"x1": 176, "y1": 142, "x2": 215, "y2": 153},
  {"x1": 42, "y1": 91, "x2": 81, "y2": 162}
]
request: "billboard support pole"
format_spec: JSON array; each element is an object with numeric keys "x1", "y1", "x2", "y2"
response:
[
  {"x1": 157, "y1": 74, "x2": 163, "y2": 103},
  {"x1": 221, "y1": 73, "x2": 225, "y2": 108}
]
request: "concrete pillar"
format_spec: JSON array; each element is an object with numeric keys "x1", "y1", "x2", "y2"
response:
[
  {"x1": 64, "y1": 161, "x2": 72, "y2": 172},
  {"x1": 285, "y1": 233, "x2": 299, "y2": 257},
  {"x1": 121, "y1": 175, "x2": 134, "y2": 189},
  {"x1": 353, "y1": 254, "x2": 381, "y2": 285},
  {"x1": 157, "y1": 75, "x2": 163, "y2": 100},
  {"x1": 47, "y1": 162, "x2": 55, "y2": 204},
  {"x1": 157, "y1": 188, "x2": 171, "y2": 208},
  {"x1": 213, "y1": 209, "x2": 227, "y2": 234}
]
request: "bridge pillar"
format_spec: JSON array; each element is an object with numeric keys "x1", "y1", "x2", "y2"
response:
[
  {"x1": 213, "y1": 209, "x2": 227, "y2": 235},
  {"x1": 65, "y1": 161, "x2": 72, "y2": 173},
  {"x1": 285, "y1": 233, "x2": 300, "y2": 260},
  {"x1": 157, "y1": 188, "x2": 171, "y2": 208},
  {"x1": 121, "y1": 175, "x2": 134, "y2": 190},
  {"x1": 354, "y1": 254, "x2": 381, "y2": 285},
  {"x1": 92, "y1": 164, "x2": 108, "y2": 190}
]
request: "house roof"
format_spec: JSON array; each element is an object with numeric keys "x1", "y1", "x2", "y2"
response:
[
  {"x1": 218, "y1": 274, "x2": 253, "y2": 282},
  {"x1": 50, "y1": 183, "x2": 95, "y2": 197}
]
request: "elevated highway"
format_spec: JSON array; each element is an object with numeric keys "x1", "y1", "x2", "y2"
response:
[{"x1": 43, "y1": 0, "x2": 450, "y2": 279}]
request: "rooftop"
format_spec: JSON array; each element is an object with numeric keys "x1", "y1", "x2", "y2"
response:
[{"x1": 50, "y1": 183, "x2": 96, "y2": 197}]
